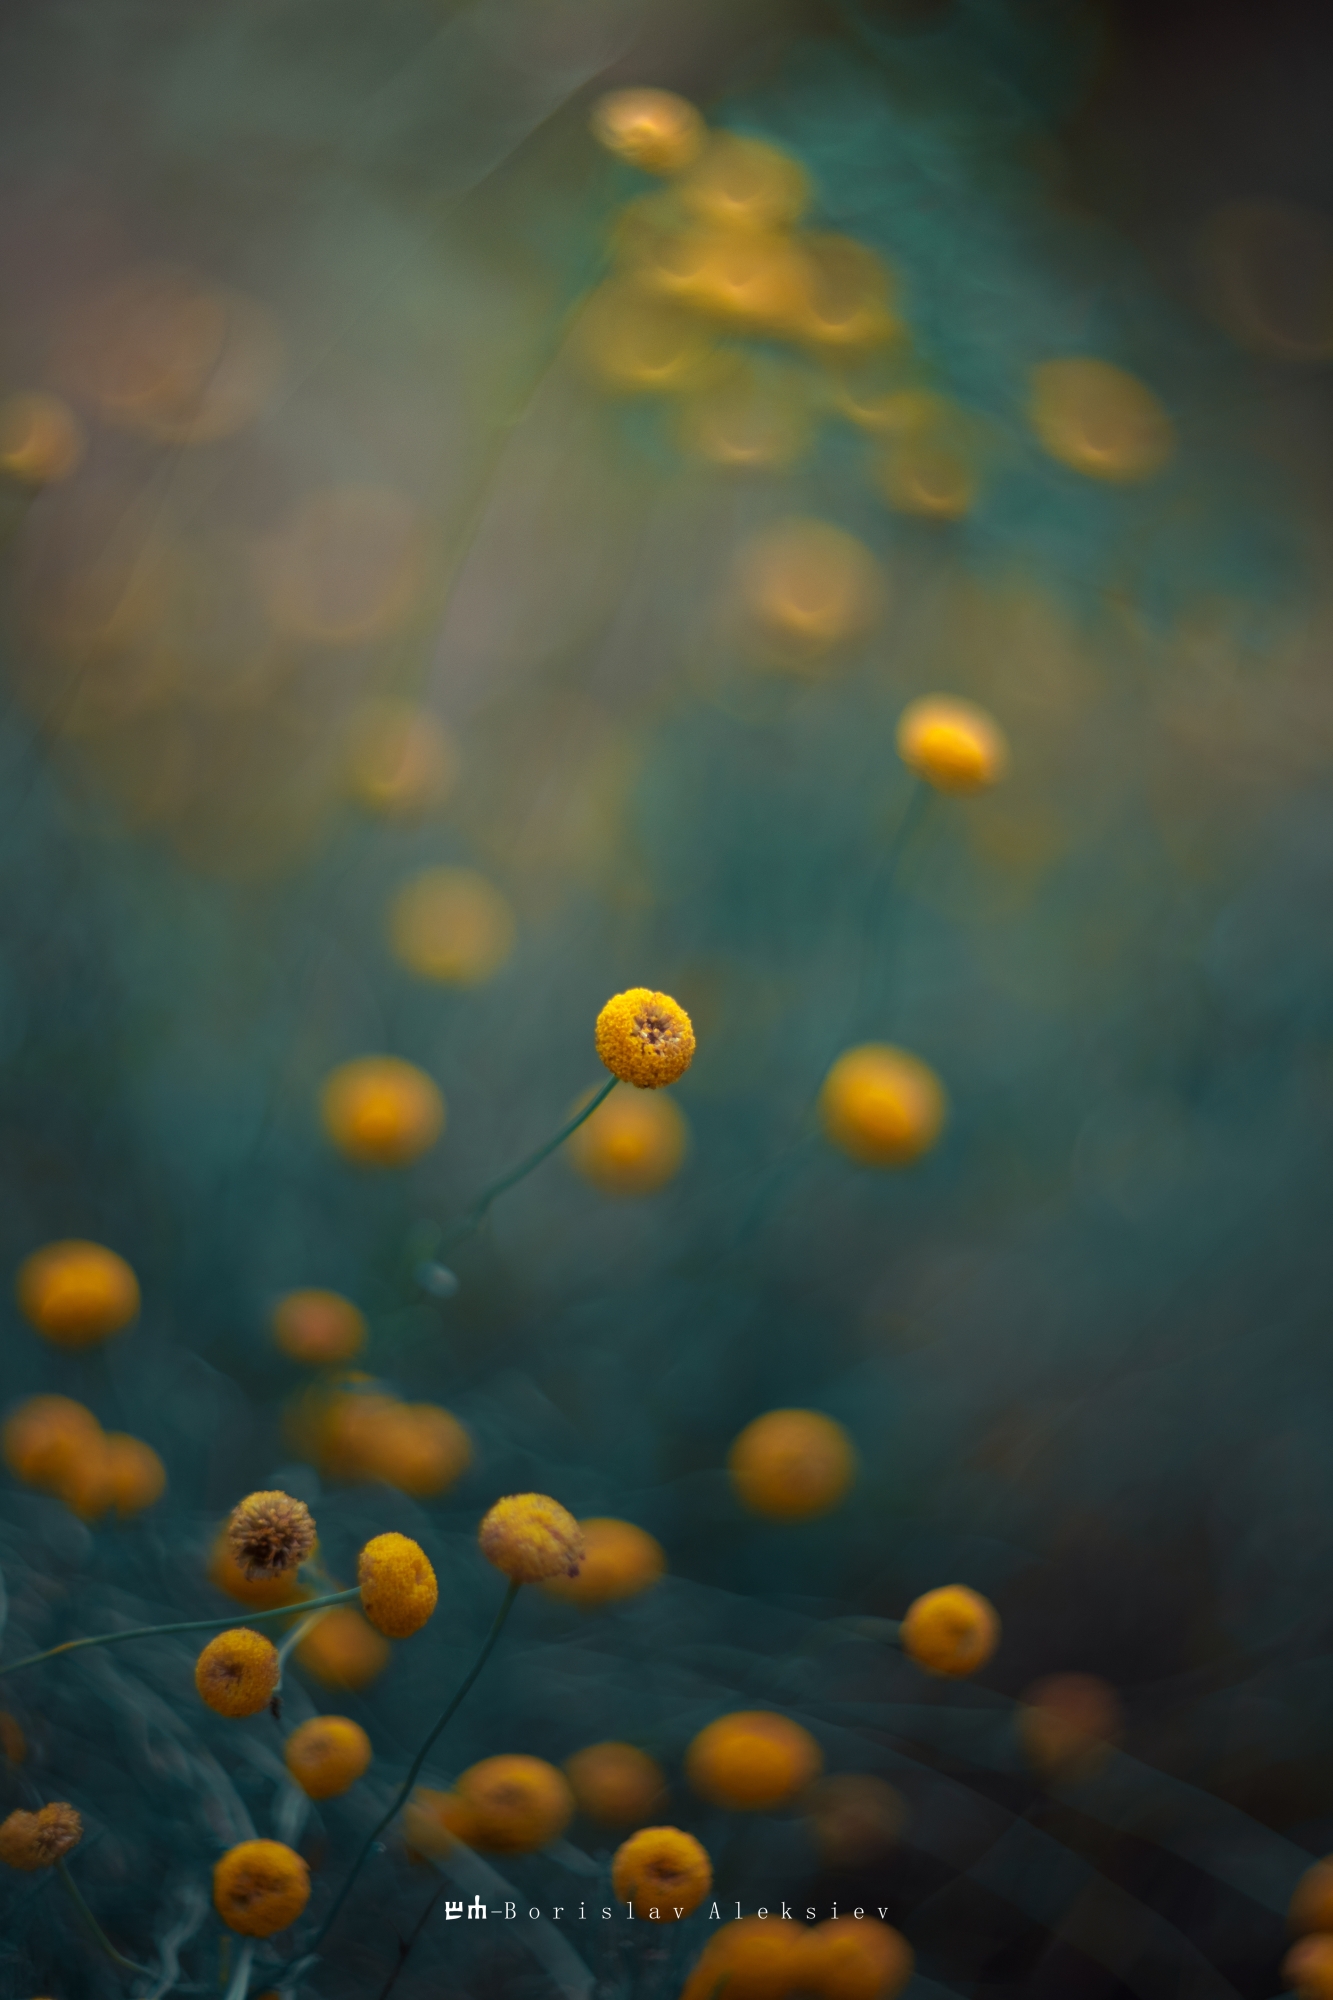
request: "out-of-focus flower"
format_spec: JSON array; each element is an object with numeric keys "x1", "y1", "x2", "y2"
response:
[
  {"x1": 879, "y1": 435, "x2": 978, "y2": 520},
  {"x1": 789, "y1": 236, "x2": 899, "y2": 354},
  {"x1": 345, "y1": 701, "x2": 458, "y2": 818},
  {"x1": 1018, "y1": 1673, "x2": 1122, "y2": 1780},
  {"x1": 678, "y1": 133, "x2": 810, "y2": 233},
  {"x1": 258, "y1": 486, "x2": 422, "y2": 645},
  {"x1": 541, "y1": 1517, "x2": 666, "y2": 1607},
  {"x1": 566, "y1": 1083, "x2": 688, "y2": 1195},
  {"x1": 804, "y1": 1774, "x2": 906, "y2": 1868},
  {"x1": 735, "y1": 519, "x2": 883, "y2": 668},
  {"x1": 403, "y1": 1786, "x2": 471, "y2": 1859},
  {"x1": 293, "y1": 1607, "x2": 390, "y2": 1690},
  {"x1": 819, "y1": 1046, "x2": 946, "y2": 1168},
  {"x1": 677, "y1": 357, "x2": 814, "y2": 471},
  {"x1": 388, "y1": 867, "x2": 516, "y2": 986},
  {"x1": 480, "y1": 1493, "x2": 585, "y2": 1583},
  {"x1": 728, "y1": 1409, "x2": 857, "y2": 1522},
  {"x1": 307, "y1": 1386, "x2": 472, "y2": 1498},
  {"x1": 595, "y1": 989, "x2": 695, "y2": 1089},
  {"x1": 0, "y1": 392, "x2": 84, "y2": 486},
  {"x1": 578, "y1": 283, "x2": 716, "y2": 395},
  {"x1": 448, "y1": 1755, "x2": 575, "y2": 1853},
  {"x1": 3, "y1": 1395, "x2": 104, "y2": 1494},
  {"x1": 1197, "y1": 201, "x2": 1333, "y2": 363},
  {"x1": 640, "y1": 227, "x2": 809, "y2": 335},
  {"x1": 1285, "y1": 1937, "x2": 1333, "y2": 2000},
  {"x1": 564, "y1": 1742, "x2": 667, "y2": 1827},
  {"x1": 16, "y1": 1241, "x2": 140, "y2": 1347},
  {"x1": 897, "y1": 695, "x2": 1009, "y2": 794},
  {"x1": 284, "y1": 1716, "x2": 372, "y2": 1800},
  {"x1": 101, "y1": 1433, "x2": 167, "y2": 1516},
  {"x1": 0, "y1": 1714, "x2": 26, "y2": 1764},
  {"x1": 1288, "y1": 1855, "x2": 1333, "y2": 1935},
  {"x1": 680, "y1": 1915, "x2": 810, "y2": 2000},
  {"x1": 0, "y1": 1803, "x2": 82, "y2": 1871},
  {"x1": 589, "y1": 89, "x2": 706, "y2": 176},
  {"x1": 272, "y1": 1289, "x2": 367, "y2": 1366},
  {"x1": 227, "y1": 1491, "x2": 316, "y2": 1580},
  {"x1": 320, "y1": 1055, "x2": 444, "y2": 1167},
  {"x1": 195, "y1": 1629, "x2": 280, "y2": 1717},
  {"x1": 612, "y1": 1825, "x2": 713, "y2": 1919},
  {"x1": 901, "y1": 1585, "x2": 1000, "y2": 1678},
  {"x1": 1029, "y1": 358, "x2": 1174, "y2": 482},
  {"x1": 213, "y1": 1840, "x2": 310, "y2": 1937},
  {"x1": 686, "y1": 1711, "x2": 823, "y2": 1810},
  {"x1": 805, "y1": 1915, "x2": 915, "y2": 2000},
  {"x1": 358, "y1": 1532, "x2": 438, "y2": 1637}
]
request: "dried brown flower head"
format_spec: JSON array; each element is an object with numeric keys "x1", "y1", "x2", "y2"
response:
[
  {"x1": 227, "y1": 1490, "x2": 316, "y2": 1580},
  {"x1": 0, "y1": 1801, "x2": 82, "y2": 1871}
]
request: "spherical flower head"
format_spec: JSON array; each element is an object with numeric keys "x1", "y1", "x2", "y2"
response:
[
  {"x1": 542, "y1": 1518, "x2": 665, "y2": 1608},
  {"x1": 896, "y1": 695, "x2": 1008, "y2": 795},
  {"x1": 564, "y1": 1743, "x2": 666, "y2": 1829},
  {"x1": 102, "y1": 1433, "x2": 167, "y2": 1516},
  {"x1": 196, "y1": 1628, "x2": 281, "y2": 1717},
  {"x1": 681, "y1": 1917, "x2": 813, "y2": 2000},
  {"x1": 454, "y1": 1755, "x2": 575, "y2": 1854},
  {"x1": 320, "y1": 1054, "x2": 444, "y2": 1168},
  {"x1": 566, "y1": 1084, "x2": 688, "y2": 1196},
  {"x1": 227, "y1": 1490, "x2": 316, "y2": 1581},
  {"x1": 2, "y1": 1395, "x2": 103, "y2": 1494},
  {"x1": 294, "y1": 1606, "x2": 390, "y2": 1689},
  {"x1": 807, "y1": 1916, "x2": 914, "y2": 2000},
  {"x1": 1290, "y1": 1856, "x2": 1333, "y2": 1936},
  {"x1": 479, "y1": 1493, "x2": 585, "y2": 1584},
  {"x1": 209, "y1": 1533, "x2": 307, "y2": 1612},
  {"x1": 595, "y1": 989, "x2": 695, "y2": 1090},
  {"x1": 728, "y1": 1409, "x2": 856, "y2": 1522},
  {"x1": 272, "y1": 1289, "x2": 366, "y2": 1366},
  {"x1": 804, "y1": 1774, "x2": 905, "y2": 1869},
  {"x1": 820, "y1": 1044, "x2": 946, "y2": 1169},
  {"x1": 1018, "y1": 1673, "x2": 1121, "y2": 1782},
  {"x1": 16, "y1": 1240, "x2": 139, "y2": 1347},
  {"x1": 0, "y1": 1803, "x2": 82, "y2": 1871},
  {"x1": 213, "y1": 1839, "x2": 310, "y2": 1937},
  {"x1": 612, "y1": 1825, "x2": 712, "y2": 1921},
  {"x1": 358, "y1": 1532, "x2": 438, "y2": 1637},
  {"x1": 590, "y1": 88, "x2": 706, "y2": 176},
  {"x1": 686, "y1": 1710, "x2": 823, "y2": 1811},
  {"x1": 901, "y1": 1584, "x2": 999, "y2": 1679},
  {"x1": 1029, "y1": 357, "x2": 1174, "y2": 483},
  {"x1": 1287, "y1": 1936, "x2": 1333, "y2": 2000},
  {"x1": 285, "y1": 1715, "x2": 372, "y2": 1800}
]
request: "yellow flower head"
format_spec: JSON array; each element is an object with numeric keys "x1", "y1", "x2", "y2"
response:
[
  {"x1": 678, "y1": 133, "x2": 810, "y2": 233},
  {"x1": 453, "y1": 1755, "x2": 575, "y2": 1854},
  {"x1": 728, "y1": 1409, "x2": 856, "y2": 1522},
  {"x1": 403, "y1": 1786, "x2": 475, "y2": 1859},
  {"x1": 681, "y1": 1916, "x2": 809, "y2": 2000},
  {"x1": 595, "y1": 989, "x2": 695, "y2": 1090},
  {"x1": 358, "y1": 1531, "x2": 438, "y2": 1637},
  {"x1": 896, "y1": 695, "x2": 1008, "y2": 795},
  {"x1": 0, "y1": 391, "x2": 85, "y2": 486},
  {"x1": 388, "y1": 867, "x2": 516, "y2": 987},
  {"x1": 272, "y1": 1289, "x2": 366, "y2": 1366},
  {"x1": 0, "y1": 1802, "x2": 82, "y2": 1871},
  {"x1": 320, "y1": 1055, "x2": 444, "y2": 1168},
  {"x1": 1018, "y1": 1673, "x2": 1121, "y2": 1782},
  {"x1": 1290, "y1": 1856, "x2": 1333, "y2": 1937},
  {"x1": 806, "y1": 1915, "x2": 915, "y2": 2000},
  {"x1": 564, "y1": 1742, "x2": 666, "y2": 1829},
  {"x1": 541, "y1": 1518, "x2": 665, "y2": 1609},
  {"x1": 209, "y1": 1533, "x2": 307, "y2": 1612},
  {"x1": 294, "y1": 1606, "x2": 390, "y2": 1689},
  {"x1": 901, "y1": 1584, "x2": 999, "y2": 1679},
  {"x1": 16, "y1": 1240, "x2": 140, "y2": 1347},
  {"x1": 478, "y1": 1493, "x2": 585, "y2": 1584},
  {"x1": 284, "y1": 1715, "x2": 372, "y2": 1800},
  {"x1": 820, "y1": 1045, "x2": 946, "y2": 1169},
  {"x1": 566, "y1": 1085, "x2": 688, "y2": 1196},
  {"x1": 1286, "y1": 1937, "x2": 1333, "y2": 2000},
  {"x1": 611, "y1": 1825, "x2": 713, "y2": 1921},
  {"x1": 589, "y1": 88, "x2": 706, "y2": 176},
  {"x1": 686, "y1": 1711, "x2": 823, "y2": 1812},
  {"x1": 314, "y1": 1390, "x2": 471, "y2": 1498},
  {"x1": 735, "y1": 519, "x2": 883, "y2": 669},
  {"x1": 102, "y1": 1434, "x2": 167, "y2": 1517},
  {"x1": 213, "y1": 1839, "x2": 310, "y2": 1937},
  {"x1": 2, "y1": 1395, "x2": 103, "y2": 1494},
  {"x1": 195, "y1": 1629, "x2": 281, "y2": 1717},
  {"x1": 227, "y1": 1490, "x2": 316, "y2": 1580},
  {"x1": 1030, "y1": 357, "x2": 1174, "y2": 483},
  {"x1": 804, "y1": 1774, "x2": 905, "y2": 1869},
  {"x1": 346, "y1": 700, "x2": 458, "y2": 818}
]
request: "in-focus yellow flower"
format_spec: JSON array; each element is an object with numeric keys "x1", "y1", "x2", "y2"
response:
[
  {"x1": 612, "y1": 1825, "x2": 713, "y2": 1920},
  {"x1": 451, "y1": 1755, "x2": 575, "y2": 1854},
  {"x1": 0, "y1": 1803, "x2": 82, "y2": 1871},
  {"x1": 900, "y1": 1585, "x2": 999, "y2": 1678},
  {"x1": 213, "y1": 1839, "x2": 310, "y2": 1937},
  {"x1": 0, "y1": 392, "x2": 85, "y2": 486},
  {"x1": 728, "y1": 1409, "x2": 856, "y2": 1522},
  {"x1": 595, "y1": 989, "x2": 695, "y2": 1090},
  {"x1": 1289, "y1": 1856, "x2": 1333, "y2": 1936},
  {"x1": 388, "y1": 867, "x2": 516, "y2": 987},
  {"x1": 227, "y1": 1491, "x2": 316, "y2": 1580},
  {"x1": 358, "y1": 1532, "x2": 438, "y2": 1637},
  {"x1": 542, "y1": 1518, "x2": 665, "y2": 1608},
  {"x1": 735, "y1": 519, "x2": 883, "y2": 669},
  {"x1": 686, "y1": 1711, "x2": 823, "y2": 1811},
  {"x1": 590, "y1": 88, "x2": 705, "y2": 176},
  {"x1": 294, "y1": 1606, "x2": 390, "y2": 1690},
  {"x1": 16, "y1": 1241, "x2": 140, "y2": 1347},
  {"x1": 1017, "y1": 1673, "x2": 1121, "y2": 1781},
  {"x1": 196, "y1": 1629, "x2": 281, "y2": 1717},
  {"x1": 0, "y1": 1713, "x2": 26, "y2": 1764},
  {"x1": 678, "y1": 133, "x2": 810, "y2": 232},
  {"x1": 566, "y1": 1085, "x2": 688, "y2": 1196},
  {"x1": 479, "y1": 1493, "x2": 586, "y2": 1584},
  {"x1": 1286, "y1": 1939, "x2": 1333, "y2": 2000},
  {"x1": 564, "y1": 1742, "x2": 667, "y2": 1828},
  {"x1": 101, "y1": 1433, "x2": 167, "y2": 1516},
  {"x1": 320, "y1": 1055, "x2": 444, "y2": 1168},
  {"x1": 272, "y1": 1289, "x2": 366, "y2": 1366},
  {"x1": 820, "y1": 1045, "x2": 946, "y2": 1169},
  {"x1": 2, "y1": 1395, "x2": 103, "y2": 1495},
  {"x1": 1029, "y1": 358, "x2": 1174, "y2": 482},
  {"x1": 284, "y1": 1715, "x2": 372, "y2": 1800},
  {"x1": 896, "y1": 695, "x2": 1008, "y2": 794},
  {"x1": 805, "y1": 1915, "x2": 915, "y2": 2000},
  {"x1": 804, "y1": 1774, "x2": 905, "y2": 1868},
  {"x1": 346, "y1": 700, "x2": 458, "y2": 818},
  {"x1": 209, "y1": 1533, "x2": 307, "y2": 1612}
]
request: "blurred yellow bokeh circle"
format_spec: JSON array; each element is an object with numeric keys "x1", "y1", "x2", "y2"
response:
[
  {"x1": 578, "y1": 282, "x2": 715, "y2": 395},
  {"x1": 678, "y1": 132, "x2": 811, "y2": 233},
  {"x1": 1029, "y1": 358, "x2": 1174, "y2": 482},
  {"x1": 589, "y1": 89, "x2": 706, "y2": 177},
  {"x1": 736, "y1": 519, "x2": 883, "y2": 667},
  {"x1": 319, "y1": 1056, "x2": 444, "y2": 1167},
  {"x1": 0, "y1": 393, "x2": 85, "y2": 486},
  {"x1": 388, "y1": 867, "x2": 515, "y2": 986},
  {"x1": 566, "y1": 1083, "x2": 688, "y2": 1195},
  {"x1": 17, "y1": 1241, "x2": 140, "y2": 1347},
  {"x1": 346, "y1": 702, "x2": 458, "y2": 818},
  {"x1": 272, "y1": 1289, "x2": 367, "y2": 1366},
  {"x1": 820, "y1": 1045, "x2": 946, "y2": 1168},
  {"x1": 728, "y1": 1409, "x2": 856, "y2": 1522}
]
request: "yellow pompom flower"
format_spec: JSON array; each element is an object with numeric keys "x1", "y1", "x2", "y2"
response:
[
  {"x1": 272, "y1": 1288, "x2": 367, "y2": 1365},
  {"x1": 479, "y1": 1493, "x2": 585, "y2": 1584},
  {"x1": 735, "y1": 519, "x2": 884, "y2": 669},
  {"x1": 0, "y1": 1803, "x2": 82, "y2": 1871},
  {"x1": 0, "y1": 1713, "x2": 27, "y2": 1763},
  {"x1": 589, "y1": 88, "x2": 705, "y2": 176},
  {"x1": 0, "y1": 391, "x2": 85, "y2": 485},
  {"x1": 196, "y1": 1629, "x2": 281, "y2": 1717},
  {"x1": 896, "y1": 695, "x2": 1008, "y2": 795},
  {"x1": 595, "y1": 989, "x2": 695, "y2": 1090},
  {"x1": 1288, "y1": 1938, "x2": 1333, "y2": 2000},
  {"x1": 728, "y1": 1409, "x2": 856, "y2": 1523},
  {"x1": 209, "y1": 1533, "x2": 307, "y2": 1612},
  {"x1": 542, "y1": 1518, "x2": 665, "y2": 1608},
  {"x1": 820, "y1": 1045, "x2": 946, "y2": 1169},
  {"x1": 612, "y1": 1825, "x2": 713, "y2": 1920},
  {"x1": 320, "y1": 1055, "x2": 444, "y2": 1168},
  {"x1": 452, "y1": 1755, "x2": 576, "y2": 1854},
  {"x1": 565, "y1": 1742, "x2": 666, "y2": 1828},
  {"x1": 213, "y1": 1839, "x2": 310, "y2": 1937},
  {"x1": 901, "y1": 1585, "x2": 1000, "y2": 1679},
  {"x1": 388, "y1": 867, "x2": 516, "y2": 987},
  {"x1": 16, "y1": 1241, "x2": 140, "y2": 1347},
  {"x1": 3, "y1": 1395, "x2": 104, "y2": 1495},
  {"x1": 806, "y1": 1916, "x2": 915, "y2": 2000},
  {"x1": 358, "y1": 1532, "x2": 438, "y2": 1637},
  {"x1": 1030, "y1": 357, "x2": 1174, "y2": 483},
  {"x1": 566, "y1": 1085, "x2": 688, "y2": 1195},
  {"x1": 228, "y1": 1490, "x2": 316, "y2": 1580},
  {"x1": 102, "y1": 1433, "x2": 167, "y2": 1516},
  {"x1": 686, "y1": 1711, "x2": 823, "y2": 1811},
  {"x1": 1289, "y1": 1856, "x2": 1333, "y2": 1936},
  {"x1": 294, "y1": 1606, "x2": 390, "y2": 1689},
  {"x1": 284, "y1": 1715, "x2": 372, "y2": 1800},
  {"x1": 678, "y1": 133, "x2": 810, "y2": 233}
]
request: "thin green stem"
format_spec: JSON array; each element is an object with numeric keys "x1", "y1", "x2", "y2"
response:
[
  {"x1": 852, "y1": 777, "x2": 930, "y2": 1034},
  {"x1": 426, "y1": 1075, "x2": 618, "y2": 1260},
  {"x1": 58, "y1": 1858, "x2": 153, "y2": 1976},
  {"x1": 0, "y1": 1587, "x2": 361, "y2": 1679},
  {"x1": 301, "y1": 1580, "x2": 521, "y2": 1958}
]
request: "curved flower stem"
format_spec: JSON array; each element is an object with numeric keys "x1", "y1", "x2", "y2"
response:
[
  {"x1": 57, "y1": 1858, "x2": 154, "y2": 1976},
  {"x1": 301, "y1": 1580, "x2": 521, "y2": 1959},
  {"x1": 423, "y1": 1075, "x2": 618, "y2": 1263},
  {"x1": 0, "y1": 1587, "x2": 361, "y2": 1679}
]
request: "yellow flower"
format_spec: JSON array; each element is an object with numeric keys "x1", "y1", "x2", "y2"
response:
[
  {"x1": 566, "y1": 1085, "x2": 688, "y2": 1196},
  {"x1": 293, "y1": 1606, "x2": 390, "y2": 1689},
  {"x1": 896, "y1": 695, "x2": 1008, "y2": 794},
  {"x1": 686, "y1": 1711, "x2": 822, "y2": 1811},
  {"x1": 1290, "y1": 1856, "x2": 1333, "y2": 1936},
  {"x1": 357, "y1": 1531, "x2": 438, "y2": 1637},
  {"x1": 678, "y1": 133, "x2": 810, "y2": 233},
  {"x1": 1029, "y1": 357, "x2": 1174, "y2": 483},
  {"x1": 312, "y1": 1389, "x2": 471, "y2": 1498},
  {"x1": 735, "y1": 520, "x2": 883, "y2": 669},
  {"x1": 0, "y1": 1803, "x2": 82, "y2": 1871},
  {"x1": 101, "y1": 1433, "x2": 167, "y2": 1516},
  {"x1": 541, "y1": 1518, "x2": 665, "y2": 1608},
  {"x1": 451, "y1": 1755, "x2": 575, "y2": 1853},
  {"x1": 900, "y1": 1585, "x2": 999, "y2": 1678},
  {"x1": 320, "y1": 1055, "x2": 444, "y2": 1168},
  {"x1": 0, "y1": 391, "x2": 85, "y2": 486},
  {"x1": 272, "y1": 1289, "x2": 366, "y2": 1366},
  {"x1": 1017, "y1": 1673, "x2": 1121, "y2": 1781},
  {"x1": 227, "y1": 1490, "x2": 316, "y2": 1580},
  {"x1": 213, "y1": 1839, "x2": 310, "y2": 1937},
  {"x1": 564, "y1": 1743, "x2": 666, "y2": 1828},
  {"x1": 819, "y1": 1045, "x2": 946, "y2": 1169},
  {"x1": 208, "y1": 1532, "x2": 307, "y2": 1612},
  {"x1": 346, "y1": 700, "x2": 458, "y2": 818},
  {"x1": 388, "y1": 867, "x2": 516, "y2": 987},
  {"x1": 2, "y1": 1395, "x2": 103, "y2": 1494},
  {"x1": 195, "y1": 1629, "x2": 281, "y2": 1717},
  {"x1": 478, "y1": 1493, "x2": 585, "y2": 1584},
  {"x1": 1287, "y1": 1938, "x2": 1333, "y2": 2000},
  {"x1": 595, "y1": 990, "x2": 695, "y2": 1090},
  {"x1": 681, "y1": 1916, "x2": 812, "y2": 2000},
  {"x1": 16, "y1": 1241, "x2": 139, "y2": 1346},
  {"x1": 611, "y1": 1825, "x2": 712, "y2": 1920},
  {"x1": 403, "y1": 1786, "x2": 475, "y2": 1859},
  {"x1": 589, "y1": 89, "x2": 705, "y2": 176},
  {"x1": 728, "y1": 1410, "x2": 856, "y2": 1522},
  {"x1": 805, "y1": 1916, "x2": 915, "y2": 2000},
  {"x1": 284, "y1": 1715, "x2": 372, "y2": 1800}
]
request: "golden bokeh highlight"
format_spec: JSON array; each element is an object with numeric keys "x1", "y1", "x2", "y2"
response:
[
  {"x1": 297, "y1": 1384, "x2": 472, "y2": 1497},
  {"x1": 735, "y1": 519, "x2": 883, "y2": 668},
  {"x1": 639, "y1": 227, "x2": 809, "y2": 334},
  {"x1": 17, "y1": 1240, "x2": 140, "y2": 1347},
  {"x1": 901, "y1": 1584, "x2": 1000, "y2": 1678},
  {"x1": 804, "y1": 1774, "x2": 906, "y2": 1868},
  {"x1": 678, "y1": 134, "x2": 811, "y2": 234},
  {"x1": 578, "y1": 282, "x2": 716, "y2": 396},
  {"x1": 1030, "y1": 359, "x2": 1174, "y2": 483},
  {"x1": 293, "y1": 1606, "x2": 391, "y2": 1690},
  {"x1": 541, "y1": 1517, "x2": 666, "y2": 1607},
  {"x1": 1289, "y1": 1856, "x2": 1333, "y2": 1937},
  {"x1": 0, "y1": 393, "x2": 85, "y2": 486},
  {"x1": 789, "y1": 236, "x2": 899, "y2": 353},
  {"x1": 388, "y1": 866, "x2": 516, "y2": 986},
  {"x1": 686, "y1": 1710, "x2": 823, "y2": 1811},
  {"x1": 319, "y1": 1055, "x2": 444, "y2": 1168},
  {"x1": 346, "y1": 701, "x2": 459, "y2": 818},
  {"x1": 564, "y1": 1742, "x2": 667, "y2": 1827},
  {"x1": 272, "y1": 1288, "x2": 367, "y2": 1366},
  {"x1": 680, "y1": 1915, "x2": 809, "y2": 2000},
  {"x1": 1285, "y1": 1938, "x2": 1333, "y2": 2000},
  {"x1": 284, "y1": 1715, "x2": 372, "y2": 1800},
  {"x1": 449, "y1": 1754, "x2": 576, "y2": 1853},
  {"x1": 896, "y1": 695, "x2": 1009, "y2": 794},
  {"x1": 566, "y1": 1083, "x2": 688, "y2": 1195},
  {"x1": 611, "y1": 1825, "x2": 713, "y2": 1920},
  {"x1": 589, "y1": 89, "x2": 706, "y2": 177},
  {"x1": 819, "y1": 1045, "x2": 946, "y2": 1168},
  {"x1": 805, "y1": 1916, "x2": 915, "y2": 2000},
  {"x1": 879, "y1": 434, "x2": 978, "y2": 520},
  {"x1": 2, "y1": 1396, "x2": 165, "y2": 1523},
  {"x1": 728, "y1": 1409, "x2": 856, "y2": 1522},
  {"x1": 678, "y1": 357, "x2": 813, "y2": 470}
]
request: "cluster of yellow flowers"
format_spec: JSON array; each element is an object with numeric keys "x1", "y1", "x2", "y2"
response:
[
  {"x1": 1286, "y1": 1859, "x2": 1333, "y2": 1999},
  {"x1": 2, "y1": 1392, "x2": 164, "y2": 1521},
  {"x1": 292, "y1": 1379, "x2": 472, "y2": 1498}
]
